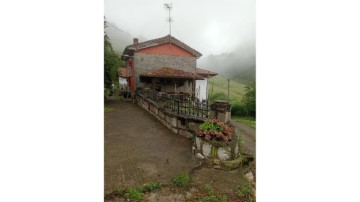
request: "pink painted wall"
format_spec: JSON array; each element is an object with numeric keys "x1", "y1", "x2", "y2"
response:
[{"x1": 138, "y1": 42, "x2": 194, "y2": 57}]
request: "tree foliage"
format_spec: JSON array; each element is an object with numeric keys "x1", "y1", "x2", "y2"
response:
[
  {"x1": 243, "y1": 80, "x2": 256, "y2": 117},
  {"x1": 104, "y1": 18, "x2": 123, "y2": 89}
]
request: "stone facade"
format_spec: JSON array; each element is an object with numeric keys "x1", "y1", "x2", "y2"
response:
[
  {"x1": 134, "y1": 53, "x2": 196, "y2": 76},
  {"x1": 133, "y1": 53, "x2": 197, "y2": 93}
]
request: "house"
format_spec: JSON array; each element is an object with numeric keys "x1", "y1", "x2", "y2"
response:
[{"x1": 120, "y1": 35, "x2": 216, "y2": 101}]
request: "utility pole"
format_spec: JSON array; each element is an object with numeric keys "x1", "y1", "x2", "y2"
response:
[
  {"x1": 164, "y1": 3, "x2": 173, "y2": 36},
  {"x1": 206, "y1": 71, "x2": 209, "y2": 101},
  {"x1": 227, "y1": 78, "x2": 230, "y2": 100}
]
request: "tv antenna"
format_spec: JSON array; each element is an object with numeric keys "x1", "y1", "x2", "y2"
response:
[{"x1": 164, "y1": 3, "x2": 173, "y2": 36}]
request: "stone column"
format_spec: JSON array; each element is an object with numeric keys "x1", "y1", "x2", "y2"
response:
[{"x1": 210, "y1": 100, "x2": 231, "y2": 123}]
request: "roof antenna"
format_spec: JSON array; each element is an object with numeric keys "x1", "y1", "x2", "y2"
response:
[{"x1": 164, "y1": 3, "x2": 173, "y2": 36}]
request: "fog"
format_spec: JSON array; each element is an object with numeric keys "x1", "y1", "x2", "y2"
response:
[{"x1": 105, "y1": 0, "x2": 255, "y2": 78}]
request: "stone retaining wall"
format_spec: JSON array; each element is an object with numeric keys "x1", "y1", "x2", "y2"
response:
[{"x1": 136, "y1": 94, "x2": 205, "y2": 139}]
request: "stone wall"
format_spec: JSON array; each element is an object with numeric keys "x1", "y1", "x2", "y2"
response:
[
  {"x1": 193, "y1": 137, "x2": 239, "y2": 161},
  {"x1": 133, "y1": 53, "x2": 197, "y2": 89},
  {"x1": 209, "y1": 100, "x2": 232, "y2": 124},
  {"x1": 136, "y1": 94, "x2": 205, "y2": 139},
  {"x1": 134, "y1": 53, "x2": 196, "y2": 77}
]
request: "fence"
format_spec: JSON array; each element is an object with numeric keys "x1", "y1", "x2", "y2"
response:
[{"x1": 137, "y1": 88, "x2": 209, "y2": 118}]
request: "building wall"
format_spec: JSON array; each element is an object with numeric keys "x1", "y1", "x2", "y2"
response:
[
  {"x1": 138, "y1": 43, "x2": 193, "y2": 57},
  {"x1": 196, "y1": 78, "x2": 208, "y2": 101},
  {"x1": 133, "y1": 52, "x2": 197, "y2": 89},
  {"x1": 119, "y1": 77, "x2": 127, "y2": 85}
]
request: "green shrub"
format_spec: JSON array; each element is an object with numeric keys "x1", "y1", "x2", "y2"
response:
[
  {"x1": 172, "y1": 173, "x2": 190, "y2": 187},
  {"x1": 231, "y1": 102, "x2": 246, "y2": 117},
  {"x1": 243, "y1": 80, "x2": 256, "y2": 117},
  {"x1": 124, "y1": 188, "x2": 144, "y2": 202},
  {"x1": 142, "y1": 182, "x2": 161, "y2": 192}
]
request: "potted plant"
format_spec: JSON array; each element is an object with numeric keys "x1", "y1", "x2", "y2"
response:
[{"x1": 197, "y1": 119, "x2": 233, "y2": 142}]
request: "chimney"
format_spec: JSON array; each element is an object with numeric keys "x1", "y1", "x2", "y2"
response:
[
  {"x1": 133, "y1": 38, "x2": 138, "y2": 45},
  {"x1": 133, "y1": 38, "x2": 139, "y2": 51}
]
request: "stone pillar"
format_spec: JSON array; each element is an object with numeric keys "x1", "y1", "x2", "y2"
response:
[{"x1": 210, "y1": 100, "x2": 231, "y2": 123}]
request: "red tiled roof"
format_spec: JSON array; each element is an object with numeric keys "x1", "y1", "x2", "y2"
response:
[
  {"x1": 122, "y1": 35, "x2": 202, "y2": 58},
  {"x1": 196, "y1": 68, "x2": 218, "y2": 77},
  {"x1": 117, "y1": 67, "x2": 130, "y2": 78},
  {"x1": 140, "y1": 67, "x2": 203, "y2": 80}
]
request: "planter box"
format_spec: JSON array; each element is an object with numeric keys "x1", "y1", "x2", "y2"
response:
[{"x1": 194, "y1": 135, "x2": 239, "y2": 161}]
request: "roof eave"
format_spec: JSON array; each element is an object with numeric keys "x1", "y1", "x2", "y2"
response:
[{"x1": 141, "y1": 75, "x2": 204, "y2": 80}]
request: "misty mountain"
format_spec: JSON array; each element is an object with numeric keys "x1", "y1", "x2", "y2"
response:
[
  {"x1": 197, "y1": 45, "x2": 256, "y2": 83},
  {"x1": 105, "y1": 22, "x2": 133, "y2": 55},
  {"x1": 105, "y1": 22, "x2": 148, "y2": 56}
]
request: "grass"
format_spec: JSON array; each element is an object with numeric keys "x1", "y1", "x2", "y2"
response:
[
  {"x1": 233, "y1": 116, "x2": 256, "y2": 129},
  {"x1": 105, "y1": 181, "x2": 161, "y2": 201},
  {"x1": 124, "y1": 188, "x2": 144, "y2": 202},
  {"x1": 142, "y1": 182, "x2": 161, "y2": 192},
  {"x1": 235, "y1": 182, "x2": 255, "y2": 202},
  {"x1": 208, "y1": 75, "x2": 246, "y2": 104},
  {"x1": 172, "y1": 172, "x2": 190, "y2": 187},
  {"x1": 104, "y1": 107, "x2": 115, "y2": 112},
  {"x1": 197, "y1": 184, "x2": 229, "y2": 202}
]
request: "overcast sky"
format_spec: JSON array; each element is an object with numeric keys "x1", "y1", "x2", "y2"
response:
[{"x1": 104, "y1": 0, "x2": 255, "y2": 56}]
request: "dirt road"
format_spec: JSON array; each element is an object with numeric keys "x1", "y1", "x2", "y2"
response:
[
  {"x1": 104, "y1": 98, "x2": 198, "y2": 194},
  {"x1": 230, "y1": 120, "x2": 256, "y2": 156}
]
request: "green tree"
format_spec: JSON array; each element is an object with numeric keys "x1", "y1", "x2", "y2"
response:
[
  {"x1": 243, "y1": 80, "x2": 256, "y2": 117},
  {"x1": 104, "y1": 18, "x2": 122, "y2": 89}
]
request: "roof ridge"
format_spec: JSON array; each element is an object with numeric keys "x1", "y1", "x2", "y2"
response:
[{"x1": 123, "y1": 35, "x2": 202, "y2": 58}]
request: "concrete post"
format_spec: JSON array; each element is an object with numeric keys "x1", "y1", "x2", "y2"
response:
[{"x1": 210, "y1": 100, "x2": 231, "y2": 123}]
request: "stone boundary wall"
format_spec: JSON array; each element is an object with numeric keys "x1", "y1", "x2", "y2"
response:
[
  {"x1": 136, "y1": 94, "x2": 205, "y2": 139},
  {"x1": 136, "y1": 95, "x2": 242, "y2": 169}
]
